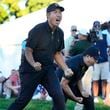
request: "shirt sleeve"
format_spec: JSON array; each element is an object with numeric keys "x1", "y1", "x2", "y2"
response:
[
  {"x1": 26, "y1": 26, "x2": 41, "y2": 49},
  {"x1": 57, "y1": 30, "x2": 65, "y2": 51}
]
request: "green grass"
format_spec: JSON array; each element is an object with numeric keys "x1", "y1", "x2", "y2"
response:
[{"x1": 0, "y1": 98, "x2": 110, "y2": 110}]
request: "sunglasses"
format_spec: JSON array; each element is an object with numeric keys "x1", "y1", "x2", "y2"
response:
[{"x1": 72, "y1": 29, "x2": 77, "y2": 32}]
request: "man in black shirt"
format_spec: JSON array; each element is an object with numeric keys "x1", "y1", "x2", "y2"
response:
[
  {"x1": 56, "y1": 46, "x2": 100, "y2": 110},
  {"x1": 7, "y1": 3, "x2": 73, "y2": 110}
]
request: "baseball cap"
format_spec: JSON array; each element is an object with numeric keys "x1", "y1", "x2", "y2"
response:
[
  {"x1": 79, "y1": 29, "x2": 88, "y2": 36},
  {"x1": 93, "y1": 20, "x2": 101, "y2": 27},
  {"x1": 83, "y1": 46, "x2": 101, "y2": 61},
  {"x1": 47, "y1": 3, "x2": 64, "y2": 13}
]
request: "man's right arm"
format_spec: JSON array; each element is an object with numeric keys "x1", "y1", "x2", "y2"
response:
[{"x1": 25, "y1": 47, "x2": 42, "y2": 71}]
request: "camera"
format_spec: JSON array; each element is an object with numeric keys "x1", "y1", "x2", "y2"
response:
[{"x1": 87, "y1": 29, "x2": 101, "y2": 43}]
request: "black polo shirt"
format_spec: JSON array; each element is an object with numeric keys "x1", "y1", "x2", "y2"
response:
[
  {"x1": 19, "y1": 21, "x2": 64, "y2": 73},
  {"x1": 65, "y1": 54, "x2": 88, "y2": 86}
]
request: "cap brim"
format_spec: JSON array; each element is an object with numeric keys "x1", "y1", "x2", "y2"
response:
[
  {"x1": 47, "y1": 6, "x2": 64, "y2": 13},
  {"x1": 94, "y1": 56, "x2": 102, "y2": 62},
  {"x1": 57, "y1": 6, "x2": 64, "y2": 12}
]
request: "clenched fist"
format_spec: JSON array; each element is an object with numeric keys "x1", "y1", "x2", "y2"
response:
[
  {"x1": 75, "y1": 97, "x2": 83, "y2": 103},
  {"x1": 64, "y1": 68, "x2": 73, "y2": 77},
  {"x1": 33, "y1": 62, "x2": 42, "y2": 71}
]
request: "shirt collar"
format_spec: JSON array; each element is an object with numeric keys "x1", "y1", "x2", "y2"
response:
[{"x1": 45, "y1": 21, "x2": 58, "y2": 33}]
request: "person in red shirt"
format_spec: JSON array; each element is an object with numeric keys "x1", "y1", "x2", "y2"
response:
[{"x1": 3, "y1": 69, "x2": 20, "y2": 99}]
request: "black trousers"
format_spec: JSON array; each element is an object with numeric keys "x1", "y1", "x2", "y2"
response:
[
  {"x1": 7, "y1": 66, "x2": 65, "y2": 110},
  {"x1": 65, "y1": 85, "x2": 95, "y2": 110}
]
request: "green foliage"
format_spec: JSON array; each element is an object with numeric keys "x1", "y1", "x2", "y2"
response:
[
  {"x1": 26, "y1": 0, "x2": 61, "y2": 12},
  {"x1": 2, "y1": 0, "x2": 19, "y2": 4},
  {"x1": 0, "y1": 0, "x2": 62, "y2": 24},
  {"x1": 0, "y1": 4, "x2": 9, "y2": 23},
  {"x1": 0, "y1": 98, "x2": 110, "y2": 110},
  {"x1": 16, "y1": 7, "x2": 29, "y2": 17}
]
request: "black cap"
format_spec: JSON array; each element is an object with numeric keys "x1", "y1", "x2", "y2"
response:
[
  {"x1": 83, "y1": 46, "x2": 101, "y2": 61},
  {"x1": 47, "y1": 3, "x2": 64, "y2": 13},
  {"x1": 93, "y1": 20, "x2": 100, "y2": 27}
]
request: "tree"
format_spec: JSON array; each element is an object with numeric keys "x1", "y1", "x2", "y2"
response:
[
  {"x1": 0, "y1": 5, "x2": 9, "y2": 23},
  {"x1": 0, "y1": 0, "x2": 62, "y2": 24}
]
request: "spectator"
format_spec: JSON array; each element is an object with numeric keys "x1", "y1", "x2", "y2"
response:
[
  {"x1": 21, "y1": 39, "x2": 27, "y2": 55},
  {"x1": 64, "y1": 25, "x2": 78, "y2": 56},
  {"x1": 0, "y1": 71, "x2": 6, "y2": 96},
  {"x1": 69, "y1": 29, "x2": 92, "y2": 56},
  {"x1": 92, "y1": 21, "x2": 110, "y2": 103},
  {"x1": 3, "y1": 69, "x2": 20, "y2": 99},
  {"x1": 0, "y1": 71, "x2": 6, "y2": 83},
  {"x1": 101, "y1": 21, "x2": 110, "y2": 106}
]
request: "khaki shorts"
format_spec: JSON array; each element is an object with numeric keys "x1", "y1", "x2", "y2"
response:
[{"x1": 92, "y1": 62, "x2": 110, "y2": 82}]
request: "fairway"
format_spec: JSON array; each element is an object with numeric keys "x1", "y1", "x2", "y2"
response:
[{"x1": 0, "y1": 98, "x2": 110, "y2": 110}]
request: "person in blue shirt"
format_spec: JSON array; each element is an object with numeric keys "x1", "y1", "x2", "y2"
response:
[
  {"x1": 92, "y1": 21, "x2": 110, "y2": 103},
  {"x1": 55, "y1": 46, "x2": 100, "y2": 110}
]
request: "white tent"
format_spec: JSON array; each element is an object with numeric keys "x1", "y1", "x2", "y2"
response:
[
  {"x1": 0, "y1": 7, "x2": 47, "y2": 77},
  {"x1": 60, "y1": 0, "x2": 110, "y2": 35},
  {"x1": 0, "y1": 0, "x2": 110, "y2": 77}
]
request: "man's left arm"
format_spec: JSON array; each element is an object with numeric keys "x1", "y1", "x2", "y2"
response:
[
  {"x1": 54, "y1": 51, "x2": 73, "y2": 76},
  {"x1": 61, "y1": 77, "x2": 83, "y2": 103}
]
